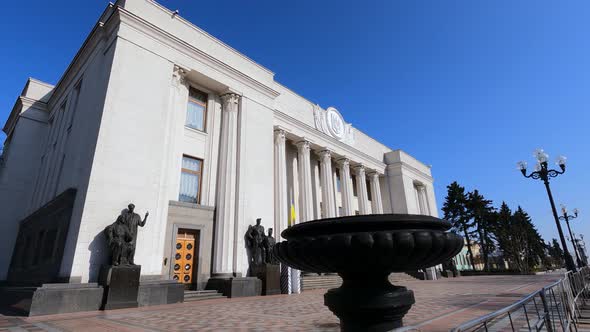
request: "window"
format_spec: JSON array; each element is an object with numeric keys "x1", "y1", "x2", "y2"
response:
[
  {"x1": 67, "y1": 80, "x2": 83, "y2": 132},
  {"x1": 366, "y1": 181, "x2": 372, "y2": 201},
  {"x1": 352, "y1": 175, "x2": 358, "y2": 197},
  {"x1": 185, "y1": 87, "x2": 207, "y2": 131},
  {"x1": 335, "y1": 170, "x2": 341, "y2": 193},
  {"x1": 179, "y1": 155, "x2": 203, "y2": 203}
]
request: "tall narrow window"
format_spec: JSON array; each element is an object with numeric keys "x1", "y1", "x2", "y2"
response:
[
  {"x1": 185, "y1": 87, "x2": 207, "y2": 131},
  {"x1": 179, "y1": 155, "x2": 203, "y2": 203},
  {"x1": 67, "y1": 80, "x2": 83, "y2": 132},
  {"x1": 352, "y1": 175, "x2": 358, "y2": 197}
]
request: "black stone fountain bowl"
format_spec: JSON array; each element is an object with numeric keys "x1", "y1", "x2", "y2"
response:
[{"x1": 273, "y1": 214, "x2": 464, "y2": 275}]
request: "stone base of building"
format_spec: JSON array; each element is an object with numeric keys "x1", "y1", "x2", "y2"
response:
[
  {"x1": 0, "y1": 283, "x2": 104, "y2": 316},
  {"x1": 206, "y1": 277, "x2": 261, "y2": 298},
  {"x1": 98, "y1": 265, "x2": 141, "y2": 310},
  {"x1": 138, "y1": 280, "x2": 184, "y2": 307}
]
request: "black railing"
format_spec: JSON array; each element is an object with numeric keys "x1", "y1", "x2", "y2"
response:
[{"x1": 450, "y1": 267, "x2": 590, "y2": 331}]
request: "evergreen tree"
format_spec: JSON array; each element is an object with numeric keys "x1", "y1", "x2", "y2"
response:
[
  {"x1": 466, "y1": 190, "x2": 495, "y2": 271},
  {"x1": 442, "y1": 182, "x2": 476, "y2": 270},
  {"x1": 496, "y1": 204, "x2": 547, "y2": 273},
  {"x1": 548, "y1": 238, "x2": 565, "y2": 268}
]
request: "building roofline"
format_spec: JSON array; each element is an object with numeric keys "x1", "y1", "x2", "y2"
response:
[{"x1": 130, "y1": 0, "x2": 275, "y2": 77}]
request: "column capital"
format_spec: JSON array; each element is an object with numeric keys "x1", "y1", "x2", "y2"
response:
[
  {"x1": 295, "y1": 139, "x2": 312, "y2": 150},
  {"x1": 336, "y1": 157, "x2": 351, "y2": 167},
  {"x1": 171, "y1": 65, "x2": 188, "y2": 88},
  {"x1": 367, "y1": 171, "x2": 381, "y2": 179},
  {"x1": 220, "y1": 93, "x2": 241, "y2": 112},
  {"x1": 353, "y1": 164, "x2": 366, "y2": 175},
  {"x1": 317, "y1": 149, "x2": 332, "y2": 160},
  {"x1": 274, "y1": 128, "x2": 286, "y2": 144}
]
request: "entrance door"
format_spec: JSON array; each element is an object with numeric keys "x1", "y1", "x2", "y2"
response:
[{"x1": 173, "y1": 229, "x2": 199, "y2": 286}]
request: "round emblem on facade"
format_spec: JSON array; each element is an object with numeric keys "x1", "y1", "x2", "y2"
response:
[
  {"x1": 173, "y1": 275, "x2": 179, "y2": 280},
  {"x1": 176, "y1": 243, "x2": 182, "y2": 249},
  {"x1": 175, "y1": 253, "x2": 181, "y2": 260},
  {"x1": 174, "y1": 264, "x2": 180, "y2": 271},
  {"x1": 187, "y1": 243, "x2": 193, "y2": 250},
  {"x1": 186, "y1": 254, "x2": 192, "y2": 260},
  {"x1": 184, "y1": 275, "x2": 190, "y2": 282},
  {"x1": 326, "y1": 107, "x2": 345, "y2": 140},
  {"x1": 185, "y1": 264, "x2": 191, "y2": 270}
]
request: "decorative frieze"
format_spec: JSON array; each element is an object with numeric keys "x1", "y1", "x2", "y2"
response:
[{"x1": 313, "y1": 106, "x2": 355, "y2": 145}]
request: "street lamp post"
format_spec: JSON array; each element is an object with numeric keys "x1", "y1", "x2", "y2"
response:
[
  {"x1": 517, "y1": 149, "x2": 577, "y2": 272},
  {"x1": 560, "y1": 205, "x2": 583, "y2": 268}
]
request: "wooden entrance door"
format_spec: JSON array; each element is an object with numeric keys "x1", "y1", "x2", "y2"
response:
[{"x1": 173, "y1": 229, "x2": 199, "y2": 285}]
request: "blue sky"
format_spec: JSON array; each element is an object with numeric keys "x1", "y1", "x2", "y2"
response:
[{"x1": 1, "y1": 1, "x2": 589, "y2": 252}]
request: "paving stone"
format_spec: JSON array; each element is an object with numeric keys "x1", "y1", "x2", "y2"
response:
[{"x1": 0, "y1": 275, "x2": 561, "y2": 331}]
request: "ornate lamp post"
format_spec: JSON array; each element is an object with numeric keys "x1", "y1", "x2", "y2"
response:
[
  {"x1": 560, "y1": 205, "x2": 583, "y2": 268},
  {"x1": 517, "y1": 149, "x2": 577, "y2": 272}
]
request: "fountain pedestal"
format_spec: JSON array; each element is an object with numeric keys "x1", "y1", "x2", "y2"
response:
[
  {"x1": 273, "y1": 214, "x2": 463, "y2": 332},
  {"x1": 325, "y1": 274, "x2": 414, "y2": 331}
]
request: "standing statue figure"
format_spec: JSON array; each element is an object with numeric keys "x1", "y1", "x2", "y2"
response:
[
  {"x1": 245, "y1": 218, "x2": 265, "y2": 266},
  {"x1": 119, "y1": 203, "x2": 148, "y2": 265},
  {"x1": 104, "y1": 203, "x2": 148, "y2": 266},
  {"x1": 262, "y1": 228, "x2": 278, "y2": 265}
]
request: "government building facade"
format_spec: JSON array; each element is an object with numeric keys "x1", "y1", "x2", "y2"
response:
[{"x1": 0, "y1": 0, "x2": 438, "y2": 290}]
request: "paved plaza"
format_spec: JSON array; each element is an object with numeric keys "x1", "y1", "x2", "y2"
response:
[{"x1": 0, "y1": 274, "x2": 560, "y2": 332}]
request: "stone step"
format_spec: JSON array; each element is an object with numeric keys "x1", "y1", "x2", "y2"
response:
[
  {"x1": 183, "y1": 289, "x2": 226, "y2": 302},
  {"x1": 184, "y1": 294, "x2": 225, "y2": 302}
]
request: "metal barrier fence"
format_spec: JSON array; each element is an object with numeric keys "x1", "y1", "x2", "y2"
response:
[{"x1": 451, "y1": 267, "x2": 590, "y2": 332}]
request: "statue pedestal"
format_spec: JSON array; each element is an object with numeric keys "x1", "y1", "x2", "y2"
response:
[
  {"x1": 98, "y1": 265, "x2": 141, "y2": 310},
  {"x1": 441, "y1": 270, "x2": 455, "y2": 278},
  {"x1": 255, "y1": 264, "x2": 281, "y2": 296}
]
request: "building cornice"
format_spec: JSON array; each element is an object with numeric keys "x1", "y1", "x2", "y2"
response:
[
  {"x1": 139, "y1": 0, "x2": 275, "y2": 77},
  {"x1": 273, "y1": 109, "x2": 386, "y2": 173},
  {"x1": 115, "y1": 7, "x2": 280, "y2": 100},
  {"x1": 47, "y1": 3, "x2": 119, "y2": 111},
  {"x1": 3, "y1": 96, "x2": 49, "y2": 136},
  {"x1": 386, "y1": 162, "x2": 434, "y2": 183}
]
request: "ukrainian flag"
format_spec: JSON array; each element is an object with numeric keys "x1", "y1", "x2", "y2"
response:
[{"x1": 289, "y1": 202, "x2": 296, "y2": 227}]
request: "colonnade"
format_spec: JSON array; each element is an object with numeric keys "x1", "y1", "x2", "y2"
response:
[{"x1": 274, "y1": 128, "x2": 384, "y2": 236}]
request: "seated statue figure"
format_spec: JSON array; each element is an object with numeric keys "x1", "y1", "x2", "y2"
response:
[{"x1": 103, "y1": 215, "x2": 134, "y2": 266}]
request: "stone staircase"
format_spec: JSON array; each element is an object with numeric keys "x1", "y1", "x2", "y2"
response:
[
  {"x1": 301, "y1": 273, "x2": 419, "y2": 291},
  {"x1": 183, "y1": 290, "x2": 226, "y2": 302}
]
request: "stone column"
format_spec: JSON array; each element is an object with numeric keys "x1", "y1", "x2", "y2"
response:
[
  {"x1": 354, "y1": 165, "x2": 369, "y2": 214},
  {"x1": 213, "y1": 92, "x2": 240, "y2": 277},
  {"x1": 318, "y1": 150, "x2": 337, "y2": 218},
  {"x1": 369, "y1": 172, "x2": 384, "y2": 214},
  {"x1": 337, "y1": 158, "x2": 354, "y2": 216},
  {"x1": 417, "y1": 184, "x2": 430, "y2": 215},
  {"x1": 296, "y1": 140, "x2": 314, "y2": 223},
  {"x1": 274, "y1": 129, "x2": 288, "y2": 239}
]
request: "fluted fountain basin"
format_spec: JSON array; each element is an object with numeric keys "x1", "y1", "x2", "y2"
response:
[{"x1": 273, "y1": 214, "x2": 464, "y2": 332}]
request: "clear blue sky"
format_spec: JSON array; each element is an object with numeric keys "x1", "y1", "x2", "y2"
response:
[{"x1": 1, "y1": 1, "x2": 589, "y2": 251}]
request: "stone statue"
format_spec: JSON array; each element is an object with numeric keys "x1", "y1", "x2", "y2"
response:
[
  {"x1": 262, "y1": 228, "x2": 278, "y2": 265},
  {"x1": 246, "y1": 218, "x2": 265, "y2": 266},
  {"x1": 104, "y1": 203, "x2": 148, "y2": 266},
  {"x1": 104, "y1": 215, "x2": 133, "y2": 266}
]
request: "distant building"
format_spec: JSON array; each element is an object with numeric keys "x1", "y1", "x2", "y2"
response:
[{"x1": 0, "y1": 0, "x2": 439, "y2": 289}]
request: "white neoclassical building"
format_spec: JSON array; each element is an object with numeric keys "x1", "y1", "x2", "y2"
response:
[{"x1": 0, "y1": 0, "x2": 438, "y2": 290}]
